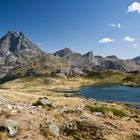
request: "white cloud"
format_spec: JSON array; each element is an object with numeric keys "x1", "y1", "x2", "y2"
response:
[
  {"x1": 109, "y1": 23, "x2": 116, "y2": 27},
  {"x1": 38, "y1": 42, "x2": 43, "y2": 46},
  {"x1": 117, "y1": 23, "x2": 121, "y2": 28},
  {"x1": 98, "y1": 38, "x2": 115, "y2": 44},
  {"x1": 109, "y1": 23, "x2": 121, "y2": 28},
  {"x1": 133, "y1": 43, "x2": 139, "y2": 48},
  {"x1": 123, "y1": 36, "x2": 135, "y2": 42},
  {"x1": 127, "y1": 2, "x2": 140, "y2": 13}
]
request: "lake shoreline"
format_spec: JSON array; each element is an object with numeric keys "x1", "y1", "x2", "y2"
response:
[{"x1": 77, "y1": 83, "x2": 140, "y2": 110}]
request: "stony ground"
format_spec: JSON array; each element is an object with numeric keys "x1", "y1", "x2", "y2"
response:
[{"x1": 0, "y1": 77, "x2": 139, "y2": 140}]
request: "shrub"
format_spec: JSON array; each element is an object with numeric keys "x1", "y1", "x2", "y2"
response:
[{"x1": 85, "y1": 106, "x2": 127, "y2": 118}]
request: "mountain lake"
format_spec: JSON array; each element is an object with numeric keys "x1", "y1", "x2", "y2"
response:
[{"x1": 79, "y1": 84, "x2": 140, "y2": 109}]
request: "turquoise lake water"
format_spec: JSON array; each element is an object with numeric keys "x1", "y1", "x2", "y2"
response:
[{"x1": 79, "y1": 85, "x2": 140, "y2": 108}]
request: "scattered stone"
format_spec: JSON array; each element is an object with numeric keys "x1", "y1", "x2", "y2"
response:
[
  {"x1": 7, "y1": 104, "x2": 12, "y2": 110},
  {"x1": 11, "y1": 110, "x2": 18, "y2": 115},
  {"x1": 55, "y1": 73, "x2": 67, "y2": 79},
  {"x1": 33, "y1": 97, "x2": 52, "y2": 107},
  {"x1": 0, "y1": 96, "x2": 8, "y2": 105},
  {"x1": 40, "y1": 122, "x2": 60, "y2": 137},
  {"x1": 48, "y1": 122, "x2": 60, "y2": 137},
  {"x1": 37, "y1": 105, "x2": 43, "y2": 109},
  {"x1": 94, "y1": 112, "x2": 103, "y2": 117},
  {"x1": 0, "y1": 120, "x2": 18, "y2": 137}
]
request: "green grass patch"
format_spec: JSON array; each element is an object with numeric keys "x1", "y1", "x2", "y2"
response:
[{"x1": 85, "y1": 105, "x2": 127, "y2": 118}]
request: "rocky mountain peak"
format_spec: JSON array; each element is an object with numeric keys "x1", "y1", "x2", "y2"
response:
[
  {"x1": 82, "y1": 51, "x2": 94, "y2": 63},
  {"x1": 105, "y1": 55, "x2": 118, "y2": 60},
  {"x1": 53, "y1": 48, "x2": 73, "y2": 57},
  {"x1": 0, "y1": 30, "x2": 44, "y2": 78},
  {"x1": 1, "y1": 31, "x2": 30, "y2": 44},
  {"x1": 0, "y1": 31, "x2": 42, "y2": 56}
]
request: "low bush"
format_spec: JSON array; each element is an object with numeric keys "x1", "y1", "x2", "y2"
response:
[{"x1": 85, "y1": 105, "x2": 127, "y2": 118}]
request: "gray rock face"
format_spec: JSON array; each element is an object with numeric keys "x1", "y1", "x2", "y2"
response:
[
  {"x1": 54, "y1": 48, "x2": 140, "y2": 74},
  {"x1": 69, "y1": 67, "x2": 85, "y2": 76},
  {"x1": 94, "y1": 55, "x2": 140, "y2": 72},
  {"x1": 54, "y1": 48, "x2": 94, "y2": 70},
  {"x1": 53, "y1": 48, "x2": 73, "y2": 57},
  {"x1": 63, "y1": 51, "x2": 94, "y2": 72},
  {"x1": 0, "y1": 31, "x2": 43, "y2": 78},
  {"x1": 105, "y1": 55, "x2": 118, "y2": 60}
]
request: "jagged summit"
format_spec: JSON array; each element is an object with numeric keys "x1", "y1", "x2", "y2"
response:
[
  {"x1": 53, "y1": 48, "x2": 74, "y2": 57},
  {"x1": 105, "y1": 55, "x2": 118, "y2": 60},
  {"x1": 0, "y1": 31, "x2": 43, "y2": 56},
  {"x1": 1, "y1": 31, "x2": 27, "y2": 41},
  {"x1": 0, "y1": 31, "x2": 44, "y2": 78},
  {"x1": 82, "y1": 51, "x2": 94, "y2": 62}
]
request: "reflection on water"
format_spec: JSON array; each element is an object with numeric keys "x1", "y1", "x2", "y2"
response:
[{"x1": 80, "y1": 85, "x2": 140, "y2": 107}]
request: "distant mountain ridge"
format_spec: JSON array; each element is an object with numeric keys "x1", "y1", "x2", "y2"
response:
[
  {"x1": 54, "y1": 48, "x2": 140, "y2": 72},
  {"x1": 0, "y1": 31, "x2": 140, "y2": 82},
  {"x1": 132, "y1": 56, "x2": 140, "y2": 65}
]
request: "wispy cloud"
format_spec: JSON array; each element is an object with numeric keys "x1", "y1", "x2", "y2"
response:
[
  {"x1": 109, "y1": 23, "x2": 121, "y2": 28},
  {"x1": 127, "y1": 2, "x2": 140, "y2": 13},
  {"x1": 123, "y1": 36, "x2": 135, "y2": 42},
  {"x1": 98, "y1": 38, "x2": 114, "y2": 44},
  {"x1": 117, "y1": 23, "x2": 121, "y2": 28},
  {"x1": 133, "y1": 43, "x2": 139, "y2": 48},
  {"x1": 38, "y1": 42, "x2": 43, "y2": 46}
]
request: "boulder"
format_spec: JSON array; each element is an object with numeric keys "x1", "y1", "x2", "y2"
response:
[
  {"x1": 0, "y1": 96, "x2": 8, "y2": 105},
  {"x1": 33, "y1": 97, "x2": 52, "y2": 107},
  {"x1": 55, "y1": 73, "x2": 67, "y2": 79},
  {"x1": 48, "y1": 122, "x2": 60, "y2": 136},
  {"x1": 0, "y1": 120, "x2": 18, "y2": 137}
]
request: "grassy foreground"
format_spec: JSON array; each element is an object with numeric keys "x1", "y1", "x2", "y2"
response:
[{"x1": 0, "y1": 71, "x2": 139, "y2": 140}]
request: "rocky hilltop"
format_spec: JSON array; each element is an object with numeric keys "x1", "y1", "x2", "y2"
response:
[
  {"x1": 53, "y1": 48, "x2": 74, "y2": 57},
  {"x1": 0, "y1": 31, "x2": 43, "y2": 78}
]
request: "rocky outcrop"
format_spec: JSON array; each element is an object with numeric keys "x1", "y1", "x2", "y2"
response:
[
  {"x1": 53, "y1": 48, "x2": 73, "y2": 57},
  {"x1": 105, "y1": 55, "x2": 118, "y2": 60},
  {"x1": 33, "y1": 97, "x2": 52, "y2": 107},
  {"x1": 0, "y1": 120, "x2": 18, "y2": 137},
  {"x1": 63, "y1": 51, "x2": 94, "y2": 73}
]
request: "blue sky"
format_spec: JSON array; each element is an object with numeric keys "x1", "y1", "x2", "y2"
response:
[{"x1": 0, "y1": 0, "x2": 140, "y2": 59}]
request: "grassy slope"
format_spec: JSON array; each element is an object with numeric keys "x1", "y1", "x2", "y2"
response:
[
  {"x1": 122, "y1": 73, "x2": 140, "y2": 87},
  {"x1": 0, "y1": 71, "x2": 140, "y2": 140}
]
